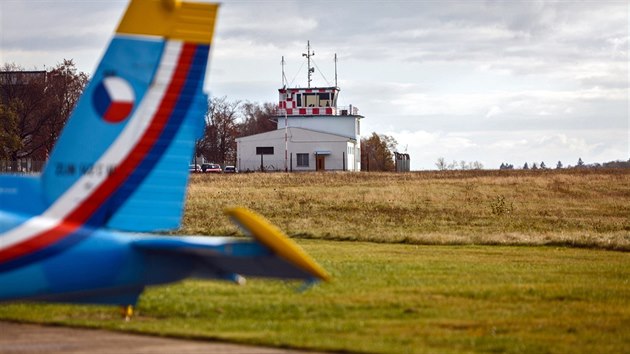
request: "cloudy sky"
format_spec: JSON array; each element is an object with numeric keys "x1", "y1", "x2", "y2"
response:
[{"x1": 1, "y1": 0, "x2": 628, "y2": 170}]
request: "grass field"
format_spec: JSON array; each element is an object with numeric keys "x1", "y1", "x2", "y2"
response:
[
  {"x1": 1, "y1": 169, "x2": 629, "y2": 353},
  {"x1": 184, "y1": 169, "x2": 630, "y2": 250}
]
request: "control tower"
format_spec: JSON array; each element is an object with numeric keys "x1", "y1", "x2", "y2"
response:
[{"x1": 236, "y1": 42, "x2": 364, "y2": 172}]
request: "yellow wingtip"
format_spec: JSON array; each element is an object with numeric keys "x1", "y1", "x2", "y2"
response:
[
  {"x1": 161, "y1": 0, "x2": 182, "y2": 11},
  {"x1": 225, "y1": 207, "x2": 331, "y2": 282}
]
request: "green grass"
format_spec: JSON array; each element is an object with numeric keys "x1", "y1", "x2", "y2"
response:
[
  {"x1": 1, "y1": 170, "x2": 629, "y2": 353},
  {"x1": 1, "y1": 241, "x2": 629, "y2": 353}
]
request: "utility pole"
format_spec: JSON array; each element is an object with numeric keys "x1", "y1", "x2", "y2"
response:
[{"x1": 302, "y1": 41, "x2": 315, "y2": 88}]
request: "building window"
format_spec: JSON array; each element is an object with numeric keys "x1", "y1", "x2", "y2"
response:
[
  {"x1": 305, "y1": 93, "x2": 318, "y2": 107},
  {"x1": 296, "y1": 153, "x2": 309, "y2": 167}
]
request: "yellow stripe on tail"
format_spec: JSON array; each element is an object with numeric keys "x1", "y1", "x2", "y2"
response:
[
  {"x1": 116, "y1": 0, "x2": 219, "y2": 44},
  {"x1": 226, "y1": 207, "x2": 331, "y2": 282}
]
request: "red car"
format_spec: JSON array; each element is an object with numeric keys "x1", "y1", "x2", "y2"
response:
[{"x1": 201, "y1": 163, "x2": 222, "y2": 173}]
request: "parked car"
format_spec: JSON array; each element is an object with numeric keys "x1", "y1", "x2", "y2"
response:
[
  {"x1": 189, "y1": 164, "x2": 201, "y2": 173},
  {"x1": 223, "y1": 165, "x2": 238, "y2": 173},
  {"x1": 201, "y1": 163, "x2": 222, "y2": 173}
]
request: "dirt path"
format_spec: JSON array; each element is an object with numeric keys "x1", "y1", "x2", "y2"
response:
[{"x1": 0, "y1": 321, "x2": 330, "y2": 354}]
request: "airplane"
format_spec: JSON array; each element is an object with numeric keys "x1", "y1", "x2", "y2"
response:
[{"x1": 0, "y1": 0, "x2": 329, "y2": 318}]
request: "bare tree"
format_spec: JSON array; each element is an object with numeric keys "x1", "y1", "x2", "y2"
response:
[
  {"x1": 435, "y1": 157, "x2": 447, "y2": 170},
  {"x1": 39, "y1": 60, "x2": 89, "y2": 157},
  {"x1": 200, "y1": 96, "x2": 240, "y2": 165},
  {"x1": 238, "y1": 101, "x2": 277, "y2": 137},
  {"x1": 471, "y1": 161, "x2": 483, "y2": 170}
]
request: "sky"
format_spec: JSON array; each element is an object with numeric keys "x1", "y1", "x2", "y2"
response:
[{"x1": 1, "y1": 0, "x2": 628, "y2": 170}]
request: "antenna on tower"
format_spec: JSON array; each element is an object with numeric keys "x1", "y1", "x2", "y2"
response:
[
  {"x1": 334, "y1": 53, "x2": 338, "y2": 88},
  {"x1": 302, "y1": 40, "x2": 315, "y2": 88},
  {"x1": 281, "y1": 56, "x2": 287, "y2": 88}
]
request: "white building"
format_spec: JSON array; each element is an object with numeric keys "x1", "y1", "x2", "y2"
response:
[
  {"x1": 236, "y1": 86, "x2": 364, "y2": 172},
  {"x1": 236, "y1": 127, "x2": 359, "y2": 172}
]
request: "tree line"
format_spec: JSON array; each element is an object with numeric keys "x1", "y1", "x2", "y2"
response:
[
  {"x1": 499, "y1": 157, "x2": 630, "y2": 170},
  {"x1": 435, "y1": 157, "x2": 483, "y2": 171}
]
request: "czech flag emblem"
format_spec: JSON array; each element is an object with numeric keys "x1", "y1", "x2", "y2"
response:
[{"x1": 93, "y1": 76, "x2": 135, "y2": 123}]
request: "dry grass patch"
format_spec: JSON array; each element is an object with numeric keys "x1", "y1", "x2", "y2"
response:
[{"x1": 183, "y1": 169, "x2": 630, "y2": 250}]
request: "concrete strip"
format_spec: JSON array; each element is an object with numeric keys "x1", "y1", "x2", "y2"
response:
[{"x1": 0, "y1": 322, "x2": 331, "y2": 354}]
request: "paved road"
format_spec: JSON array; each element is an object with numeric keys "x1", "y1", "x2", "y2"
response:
[{"x1": 0, "y1": 322, "x2": 331, "y2": 354}]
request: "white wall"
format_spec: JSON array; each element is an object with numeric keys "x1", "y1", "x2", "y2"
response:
[
  {"x1": 276, "y1": 116, "x2": 361, "y2": 140},
  {"x1": 236, "y1": 128, "x2": 359, "y2": 172}
]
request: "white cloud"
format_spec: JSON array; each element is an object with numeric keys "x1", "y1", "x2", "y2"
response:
[{"x1": 485, "y1": 106, "x2": 503, "y2": 119}]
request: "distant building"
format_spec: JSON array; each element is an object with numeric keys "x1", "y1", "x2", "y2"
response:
[
  {"x1": 236, "y1": 43, "x2": 364, "y2": 172},
  {"x1": 394, "y1": 152, "x2": 411, "y2": 172},
  {"x1": 0, "y1": 70, "x2": 47, "y2": 106},
  {"x1": 0, "y1": 70, "x2": 46, "y2": 87}
]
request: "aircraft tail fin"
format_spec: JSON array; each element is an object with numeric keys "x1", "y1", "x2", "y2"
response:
[{"x1": 40, "y1": 0, "x2": 218, "y2": 232}]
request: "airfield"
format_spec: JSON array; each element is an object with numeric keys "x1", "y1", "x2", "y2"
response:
[{"x1": 1, "y1": 169, "x2": 628, "y2": 353}]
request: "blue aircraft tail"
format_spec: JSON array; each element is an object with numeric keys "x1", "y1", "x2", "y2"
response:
[
  {"x1": 40, "y1": 1, "x2": 218, "y2": 232},
  {"x1": 0, "y1": 2, "x2": 330, "y2": 305}
]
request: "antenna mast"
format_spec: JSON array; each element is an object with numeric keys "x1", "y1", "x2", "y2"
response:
[
  {"x1": 334, "y1": 53, "x2": 338, "y2": 88},
  {"x1": 281, "y1": 56, "x2": 287, "y2": 88},
  {"x1": 302, "y1": 40, "x2": 315, "y2": 88}
]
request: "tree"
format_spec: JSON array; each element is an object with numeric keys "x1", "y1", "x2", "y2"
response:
[
  {"x1": 0, "y1": 102, "x2": 21, "y2": 160},
  {"x1": 602, "y1": 159, "x2": 630, "y2": 169},
  {"x1": 361, "y1": 132, "x2": 397, "y2": 171},
  {"x1": 40, "y1": 60, "x2": 89, "y2": 157},
  {"x1": 577, "y1": 157, "x2": 585, "y2": 168},
  {"x1": 238, "y1": 101, "x2": 277, "y2": 137},
  {"x1": 523, "y1": 162, "x2": 529, "y2": 170},
  {"x1": 556, "y1": 161, "x2": 563, "y2": 169},
  {"x1": 435, "y1": 157, "x2": 447, "y2": 171},
  {"x1": 540, "y1": 161, "x2": 547, "y2": 169},
  {"x1": 0, "y1": 60, "x2": 88, "y2": 166},
  {"x1": 200, "y1": 96, "x2": 240, "y2": 165}
]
